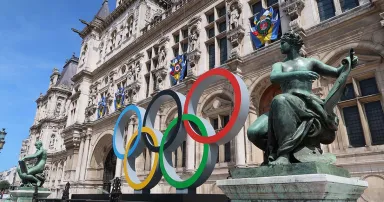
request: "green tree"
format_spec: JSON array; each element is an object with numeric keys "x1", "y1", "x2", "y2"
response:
[{"x1": 0, "y1": 180, "x2": 10, "y2": 190}]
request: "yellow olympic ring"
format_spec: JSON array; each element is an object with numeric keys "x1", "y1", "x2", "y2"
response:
[{"x1": 123, "y1": 127, "x2": 159, "y2": 190}]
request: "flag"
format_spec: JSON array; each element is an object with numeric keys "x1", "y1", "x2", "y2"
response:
[
  {"x1": 98, "y1": 97, "x2": 107, "y2": 119},
  {"x1": 170, "y1": 55, "x2": 187, "y2": 86},
  {"x1": 250, "y1": 7, "x2": 280, "y2": 48},
  {"x1": 114, "y1": 87, "x2": 125, "y2": 110}
]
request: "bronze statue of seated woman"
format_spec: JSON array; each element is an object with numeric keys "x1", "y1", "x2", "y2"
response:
[
  {"x1": 17, "y1": 141, "x2": 47, "y2": 187},
  {"x1": 247, "y1": 31, "x2": 358, "y2": 165}
]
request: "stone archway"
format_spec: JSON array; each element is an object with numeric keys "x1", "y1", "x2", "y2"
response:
[
  {"x1": 102, "y1": 148, "x2": 116, "y2": 191},
  {"x1": 88, "y1": 131, "x2": 115, "y2": 186},
  {"x1": 259, "y1": 83, "x2": 282, "y2": 114}
]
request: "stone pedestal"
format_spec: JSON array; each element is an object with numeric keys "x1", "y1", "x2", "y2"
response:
[
  {"x1": 9, "y1": 187, "x2": 51, "y2": 202},
  {"x1": 216, "y1": 163, "x2": 368, "y2": 202}
]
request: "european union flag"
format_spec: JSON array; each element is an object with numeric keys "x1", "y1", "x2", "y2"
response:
[{"x1": 250, "y1": 7, "x2": 280, "y2": 49}]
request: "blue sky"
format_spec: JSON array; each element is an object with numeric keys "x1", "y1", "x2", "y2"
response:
[{"x1": 0, "y1": 0, "x2": 116, "y2": 172}]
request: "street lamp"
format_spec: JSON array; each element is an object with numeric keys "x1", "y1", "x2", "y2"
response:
[{"x1": 0, "y1": 128, "x2": 7, "y2": 151}]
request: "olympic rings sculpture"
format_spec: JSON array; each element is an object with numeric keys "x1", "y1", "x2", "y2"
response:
[{"x1": 112, "y1": 68, "x2": 250, "y2": 191}]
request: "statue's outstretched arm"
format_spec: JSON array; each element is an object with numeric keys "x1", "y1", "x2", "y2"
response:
[
  {"x1": 23, "y1": 149, "x2": 42, "y2": 161},
  {"x1": 311, "y1": 59, "x2": 342, "y2": 78}
]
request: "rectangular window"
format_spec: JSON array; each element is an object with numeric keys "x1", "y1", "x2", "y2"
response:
[
  {"x1": 218, "y1": 7, "x2": 226, "y2": 17},
  {"x1": 218, "y1": 21, "x2": 227, "y2": 33},
  {"x1": 147, "y1": 49, "x2": 152, "y2": 59},
  {"x1": 222, "y1": 115, "x2": 230, "y2": 127},
  {"x1": 182, "y1": 141, "x2": 186, "y2": 167},
  {"x1": 267, "y1": 0, "x2": 278, "y2": 7},
  {"x1": 208, "y1": 28, "x2": 215, "y2": 38},
  {"x1": 208, "y1": 44, "x2": 215, "y2": 69},
  {"x1": 182, "y1": 29, "x2": 188, "y2": 38},
  {"x1": 317, "y1": 0, "x2": 336, "y2": 21},
  {"x1": 174, "y1": 35, "x2": 180, "y2": 43},
  {"x1": 252, "y1": 1, "x2": 263, "y2": 15},
  {"x1": 174, "y1": 148, "x2": 178, "y2": 167},
  {"x1": 343, "y1": 106, "x2": 365, "y2": 147},
  {"x1": 145, "y1": 75, "x2": 150, "y2": 97},
  {"x1": 152, "y1": 73, "x2": 158, "y2": 92},
  {"x1": 212, "y1": 118, "x2": 219, "y2": 130},
  {"x1": 365, "y1": 101, "x2": 384, "y2": 145},
  {"x1": 359, "y1": 78, "x2": 379, "y2": 96},
  {"x1": 219, "y1": 37, "x2": 228, "y2": 65},
  {"x1": 224, "y1": 142, "x2": 231, "y2": 162},
  {"x1": 340, "y1": 0, "x2": 359, "y2": 12},
  {"x1": 207, "y1": 13, "x2": 215, "y2": 23},
  {"x1": 341, "y1": 83, "x2": 355, "y2": 101},
  {"x1": 173, "y1": 47, "x2": 179, "y2": 57},
  {"x1": 146, "y1": 63, "x2": 151, "y2": 73},
  {"x1": 182, "y1": 43, "x2": 189, "y2": 53}
]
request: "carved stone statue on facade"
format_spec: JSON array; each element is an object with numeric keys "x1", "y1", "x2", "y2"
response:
[
  {"x1": 135, "y1": 62, "x2": 141, "y2": 81},
  {"x1": 88, "y1": 87, "x2": 97, "y2": 107},
  {"x1": 189, "y1": 28, "x2": 199, "y2": 52},
  {"x1": 229, "y1": 3, "x2": 240, "y2": 30},
  {"x1": 158, "y1": 48, "x2": 166, "y2": 68},
  {"x1": 127, "y1": 65, "x2": 134, "y2": 81},
  {"x1": 107, "y1": 80, "x2": 115, "y2": 106},
  {"x1": 247, "y1": 31, "x2": 358, "y2": 165},
  {"x1": 17, "y1": 141, "x2": 47, "y2": 187}
]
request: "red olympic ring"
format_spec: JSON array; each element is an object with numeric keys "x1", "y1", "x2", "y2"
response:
[{"x1": 183, "y1": 68, "x2": 241, "y2": 144}]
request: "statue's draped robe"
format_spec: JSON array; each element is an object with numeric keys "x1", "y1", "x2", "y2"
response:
[{"x1": 267, "y1": 91, "x2": 339, "y2": 161}]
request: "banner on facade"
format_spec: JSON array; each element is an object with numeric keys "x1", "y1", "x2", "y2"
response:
[
  {"x1": 169, "y1": 55, "x2": 187, "y2": 86},
  {"x1": 114, "y1": 88, "x2": 125, "y2": 110},
  {"x1": 98, "y1": 97, "x2": 107, "y2": 119},
  {"x1": 250, "y1": 7, "x2": 280, "y2": 48}
]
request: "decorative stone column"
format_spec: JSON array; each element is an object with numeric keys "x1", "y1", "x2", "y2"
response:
[
  {"x1": 186, "y1": 135, "x2": 195, "y2": 172},
  {"x1": 74, "y1": 135, "x2": 85, "y2": 181},
  {"x1": 249, "y1": 97, "x2": 264, "y2": 165},
  {"x1": 61, "y1": 161, "x2": 67, "y2": 182},
  {"x1": 235, "y1": 127, "x2": 246, "y2": 167},
  {"x1": 80, "y1": 130, "x2": 91, "y2": 181}
]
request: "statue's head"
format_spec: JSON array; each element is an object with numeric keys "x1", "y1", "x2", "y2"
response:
[
  {"x1": 280, "y1": 31, "x2": 304, "y2": 54},
  {"x1": 35, "y1": 141, "x2": 43, "y2": 149}
]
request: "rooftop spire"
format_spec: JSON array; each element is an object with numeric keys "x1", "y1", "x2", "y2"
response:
[{"x1": 95, "y1": 0, "x2": 110, "y2": 20}]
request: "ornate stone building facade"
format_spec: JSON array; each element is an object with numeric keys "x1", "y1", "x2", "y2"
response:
[{"x1": 20, "y1": 0, "x2": 384, "y2": 201}]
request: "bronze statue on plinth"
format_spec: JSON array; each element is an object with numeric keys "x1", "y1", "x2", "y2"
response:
[
  {"x1": 247, "y1": 31, "x2": 358, "y2": 165},
  {"x1": 17, "y1": 141, "x2": 47, "y2": 187}
]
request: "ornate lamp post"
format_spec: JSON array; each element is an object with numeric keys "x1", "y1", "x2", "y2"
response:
[{"x1": 0, "y1": 128, "x2": 7, "y2": 152}]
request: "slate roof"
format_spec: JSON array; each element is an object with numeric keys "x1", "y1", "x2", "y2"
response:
[
  {"x1": 95, "y1": 0, "x2": 110, "y2": 20},
  {"x1": 56, "y1": 55, "x2": 79, "y2": 88}
]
